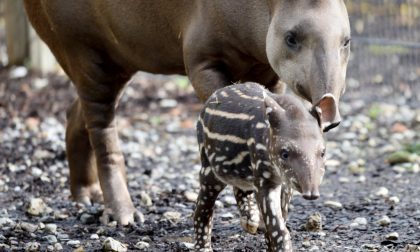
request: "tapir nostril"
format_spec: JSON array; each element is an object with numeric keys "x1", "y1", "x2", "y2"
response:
[{"x1": 302, "y1": 191, "x2": 320, "y2": 200}]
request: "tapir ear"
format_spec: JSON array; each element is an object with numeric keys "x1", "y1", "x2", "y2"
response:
[
  {"x1": 316, "y1": 94, "x2": 341, "y2": 132},
  {"x1": 264, "y1": 94, "x2": 285, "y2": 129}
]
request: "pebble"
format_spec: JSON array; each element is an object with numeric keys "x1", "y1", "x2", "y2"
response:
[
  {"x1": 324, "y1": 200, "x2": 343, "y2": 210},
  {"x1": 25, "y1": 242, "x2": 40, "y2": 252},
  {"x1": 338, "y1": 177, "x2": 350, "y2": 183},
  {"x1": 302, "y1": 240, "x2": 311, "y2": 248},
  {"x1": 184, "y1": 191, "x2": 198, "y2": 202},
  {"x1": 306, "y1": 212, "x2": 322, "y2": 231},
  {"x1": 90, "y1": 234, "x2": 99, "y2": 240},
  {"x1": 163, "y1": 211, "x2": 181, "y2": 223},
  {"x1": 389, "y1": 196, "x2": 400, "y2": 204},
  {"x1": 44, "y1": 235, "x2": 57, "y2": 244},
  {"x1": 135, "y1": 241, "x2": 150, "y2": 250},
  {"x1": 67, "y1": 240, "x2": 81, "y2": 248},
  {"x1": 44, "y1": 224, "x2": 57, "y2": 234},
  {"x1": 31, "y1": 167, "x2": 43, "y2": 178},
  {"x1": 354, "y1": 217, "x2": 368, "y2": 226},
  {"x1": 103, "y1": 237, "x2": 127, "y2": 252},
  {"x1": 20, "y1": 222, "x2": 38, "y2": 233},
  {"x1": 375, "y1": 187, "x2": 389, "y2": 197},
  {"x1": 54, "y1": 243, "x2": 63, "y2": 251},
  {"x1": 385, "y1": 232, "x2": 399, "y2": 240},
  {"x1": 80, "y1": 213, "x2": 95, "y2": 224},
  {"x1": 377, "y1": 216, "x2": 391, "y2": 226},
  {"x1": 26, "y1": 198, "x2": 48, "y2": 216},
  {"x1": 222, "y1": 196, "x2": 237, "y2": 205},
  {"x1": 139, "y1": 191, "x2": 153, "y2": 207}
]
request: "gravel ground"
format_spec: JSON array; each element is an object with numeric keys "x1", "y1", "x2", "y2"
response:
[{"x1": 0, "y1": 64, "x2": 419, "y2": 252}]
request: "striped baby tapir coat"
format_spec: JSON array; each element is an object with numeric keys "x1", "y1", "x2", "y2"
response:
[{"x1": 195, "y1": 82, "x2": 326, "y2": 252}]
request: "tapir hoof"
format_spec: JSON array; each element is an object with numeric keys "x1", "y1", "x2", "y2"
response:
[
  {"x1": 240, "y1": 213, "x2": 260, "y2": 234},
  {"x1": 100, "y1": 207, "x2": 144, "y2": 226},
  {"x1": 72, "y1": 183, "x2": 104, "y2": 205}
]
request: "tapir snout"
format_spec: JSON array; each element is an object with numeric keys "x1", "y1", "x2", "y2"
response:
[{"x1": 316, "y1": 94, "x2": 341, "y2": 132}]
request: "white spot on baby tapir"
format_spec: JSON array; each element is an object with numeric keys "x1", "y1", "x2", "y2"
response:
[
  {"x1": 223, "y1": 151, "x2": 249, "y2": 165},
  {"x1": 255, "y1": 122, "x2": 267, "y2": 129},
  {"x1": 220, "y1": 91, "x2": 229, "y2": 97},
  {"x1": 272, "y1": 231, "x2": 278, "y2": 237},
  {"x1": 203, "y1": 166, "x2": 211, "y2": 176},
  {"x1": 247, "y1": 138, "x2": 255, "y2": 146},
  {"x1": 208, "y1": 152, "x2": 216, "y2": 162},
  {"x1": 263, "y1": 171, "x2": 271, "y2": 179},
  {"x1": 214, "y1": 185, "x2": 222, "y2": 191}
]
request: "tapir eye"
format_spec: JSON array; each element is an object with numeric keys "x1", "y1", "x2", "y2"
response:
[
  {"x1": 285, "y1": 32, "x2": 299, "y2": 50},
  {"x1": 280, "y1": 149, "x2": 289, "y2": 160}
]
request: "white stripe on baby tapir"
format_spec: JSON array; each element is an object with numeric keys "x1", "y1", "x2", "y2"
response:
[
  {"x1": 233, "y1": 89, "x2": 263, "y2": 101},
  {"x1": 256, "y1": 143, "x2": 267, "y2": 151},
  {"x1": 205, "y1": 107, "x2": 255, "y2": 120},
  {"x1": 199, "y1": 118, "x2": 247, "y2": 144},
  {"x1": 203, "y1": 166, "x2": 211, "y2": 176},
  {"x1": 268, "y1": 186, "x2": 282, "y2": 214},
  {"x1": 220, "y1": 91, "x2": 229, "y2": 97},
  {"x1": 223, "y1": 151, "x2": 249, "y2": 165},
  {"x1": 215, "y1": 156, "x2": 227, "y2": 162}
]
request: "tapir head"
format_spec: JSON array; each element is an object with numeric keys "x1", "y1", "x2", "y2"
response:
[
  {"x1": 266, "y1": 0, "x2": 351, "y2": 132},
  {"x1": 265, "y1": 94, "x2": 325, "y2": 200}
]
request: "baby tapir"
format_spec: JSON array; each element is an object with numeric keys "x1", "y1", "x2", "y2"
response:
[{"x1": 195, "y1": 83, "x2": 326, "y2": 252}]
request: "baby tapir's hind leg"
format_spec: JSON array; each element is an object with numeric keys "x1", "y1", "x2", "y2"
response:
[
  {"x1": 194, "y1": 166, "x2": 226, "y2": 251},
  {"x1": 234, "y1": 187, "x2": 260, "y2": 234}
]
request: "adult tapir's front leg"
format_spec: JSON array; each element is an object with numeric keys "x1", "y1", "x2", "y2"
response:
[{"x1": 255, "y1": 182, "x2": 292, "y2": 252}]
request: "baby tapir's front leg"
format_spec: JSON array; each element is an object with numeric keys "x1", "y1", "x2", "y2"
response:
[{"x1": 255, "y1": 182, "x2": 293, "y2": 252}]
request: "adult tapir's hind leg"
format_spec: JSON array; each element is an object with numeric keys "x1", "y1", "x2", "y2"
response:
[{"x1": 66, "y1": 98, "x2": 103, "y2": 205}]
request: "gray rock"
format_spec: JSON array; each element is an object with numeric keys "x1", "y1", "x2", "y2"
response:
[
  {"x1": 385, "y1": 232, "x2": 399, "y2": 240},
  {"x1": 44, "y1": 224, "x2": 57, "y2": 234},
  {"x1": 306, "y1": 212, "x2": 322, "y2": 231},
  {"x1": 375, "y1": 187, "x2": 389, "y2": 197},
  {"x1": 26, "y1": 198, "x2": 48, "y2": 216},
  {"x1": 183, "y1": 191, "x2": 198, "y2": 202},
  {"x1": 24, "y1": 242, "x2": 40, "y2": 252},
  {"x1": 54, "y1": 243, "x2": 63, "y2": 251},
  {"x1": 377, "y1": 216, "x2": 391, "y2": 226},
  {"x1": 0, "y1": 217, "x2": 15, "y2": 227},
  {"x1": 20, "y1": 222, "x2": 38, "y2": 233},
  {"x1": 135, "y1": 241, "x2": 150, "y2": 250},
  {"x1": 80, "y1": 213, "x2": 95, "y2": 224},
  {"x1": 405, "y1": 245, "x2": 420, "y2": 252},
  {"x1": 44, "y1": 235, "x2": 57, "y2": 244},
  {"x1": 66, "y1": 240, "x2": 81, "y2": 248},
  {"x1": 389, "y1": 196, "x2": 400, "y2": 204},
  {"x1": 324, "y1": 200, "x2": 343, "y2": 210},
  {"x1": 163, "y1": 211, "x2": 181, "y2": 224},
  {"x1": 139, "y1": 191, "x2": 153, "y2": 207},
  {"x1": 103, "y1": 237, "x2": 127, "y2": 252},
  {"x1": 90, "y1": 234, "x2": 99, "y2": 240}
]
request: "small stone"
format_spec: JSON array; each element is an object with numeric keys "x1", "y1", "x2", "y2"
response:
[
  {"x1": 219, "y1": 212, "x2": 234, "y2": 220},
  {"x1": 338, "y1": 177, "x2": 350, "y2": 183},
  {"x1": 389, "y1": 196, "x2": 400, "y2": 204},
  {"x1": 135, "y1": 241, "x2": 150, "y2": 250},
  {"x1": 306, "y1": 212, "x2": 322, "y2": 231},
  {"x1": 302, "y1": 240, "x2": 311, "y2": 248},
  {"x1": 73, "y1": 247, "x2": 85, "y2": 252},
  {"x1": 54, "y1": 243, "x2": 63, "y2": 251},
  {"x1": 362, "y1": 244, "x2": 380, "y2": 251},
  {"x1": 139, "y1": 191, "x2": 153, "y2": 207},
  {"x1": 44, "y1": 235, "x2": 57, "y2": 244},
  {"x1": 163, "y1": 211, "x2": 181, "y2": 224},
  {"x1": 0, "y1": 217, "x2": 15, "y2": 227},
  {"x1": 375, "y1": 187, "x2": 389, "y2": 197},
  {"x1": 26, "y1": 198, "x2": 48, "y2": 216},
  {"x1": 80, "y1": 213, "x2": 95, "y2": 224},
  {"x1": 405, "y1": 244, "x2": 420, "y2": 252},
  {"x1": 378, "y1": 216, "x2": 391, "y2": 226},
  {"x1": 31, "y1": 167, "x2": 43, "y2": 178},
  {"x1": 103, "y1": 237, "x2": 127, "y2": 252},
  {"x1": 354, "y1": 217, "x2": 368, "y2": 226},
  {"x1": 159, "y1": 99, "x2": 178, "y2": 108},
  {"x1": 25, "y1": 242, "x2": 40, "y2": 252},
  {"x1": 324, "y1": 200, "x2": 343, "y2": 210},
  {"x1": 90, "y1": 234, "x2": 99, "y2": 240},
  {"x1": 222, "y1": 196, "x2": 237, "y2": 205},
  {"x1": 44, "y1": 224, "x2": 57, "y2": 234},
  {"x1": 66, "y1": 240, "x2": 81, "y2": 248},
  {"x1": 183, "y1": 191, "x2": 198, "y2": 202},
  {"x1": 20, "y1": 222, "x2": 38, "y2": 233},
  {"x1": 385, "y1": 232, "x2": 399, "y2": 240}
]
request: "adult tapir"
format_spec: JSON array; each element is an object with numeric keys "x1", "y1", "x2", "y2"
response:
[{"x1": 24, "y1": 0, "x2": 351, "y2": 225}]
